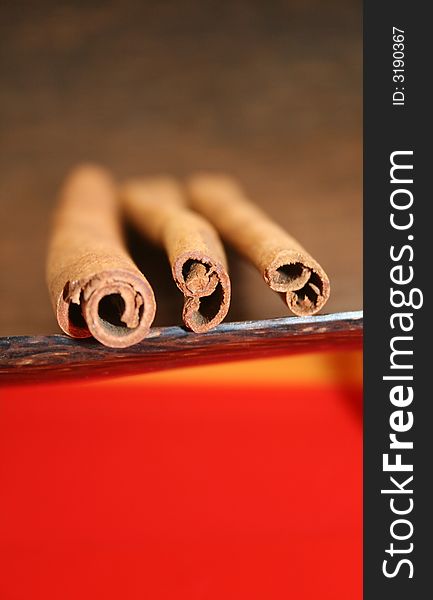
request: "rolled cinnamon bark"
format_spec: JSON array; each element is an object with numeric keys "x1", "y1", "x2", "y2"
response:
[
  {"x1": 120, "y1": 178, "x2": 231, "y2": 333},
  {"x1": 46, "y1": 165, "x2": 156, "y2": 348},
  {"x1": 186, "y1": 174, "x2": 330, "y2": 316}
]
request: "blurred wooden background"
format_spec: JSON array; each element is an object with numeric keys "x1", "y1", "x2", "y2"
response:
[{"x1": 0, "y1": 0, "x2": 361, "y2": 335}]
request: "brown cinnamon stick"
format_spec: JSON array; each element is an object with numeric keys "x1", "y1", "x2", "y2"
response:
[
  {"x1": 46, "y1": 165, "x2": 156, "y2": 348},
  {"x1": 186, "y1": 174, "x2": 330, "y2": 316},
  {"x1": 120, "y1": 178, "x2": 231, "y2": 333}
]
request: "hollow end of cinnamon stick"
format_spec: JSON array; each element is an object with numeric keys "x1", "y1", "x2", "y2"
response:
[
  {"x1": 57, "y1": 270, "x2": 156, "y2": 348},
  {"x1": 172, "y1": 252, "x2": 231, "y2": 333},
  {"x1": 47, "y1": 165, "x2": 156, "y2": 348},
  {"x1": 264, "y1": 251, "x2": 330, "y2": 316}
]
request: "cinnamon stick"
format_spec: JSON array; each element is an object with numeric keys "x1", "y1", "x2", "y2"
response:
[
  {"x1": 120, "y1": 178, "x2": 231, "y2": 333},
  {"x1": 186, "y1": 174, "x2": 330, "y2": 316},
  {"x1": 46, "y1": 165, "x2": 156, "y2": 348}
]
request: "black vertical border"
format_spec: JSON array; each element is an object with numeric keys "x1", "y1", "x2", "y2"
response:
[{"x1": 364, "y1": 1, "x2": 430, "y2": 598}]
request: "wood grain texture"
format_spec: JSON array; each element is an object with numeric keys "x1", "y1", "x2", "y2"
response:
[{"x1": 0, "y1": 311, "x2": 362, "y2": 385}]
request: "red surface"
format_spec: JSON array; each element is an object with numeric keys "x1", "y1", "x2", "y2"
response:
[{"x1": 0, "y1": 381, "x2": 361, "y2": 599}]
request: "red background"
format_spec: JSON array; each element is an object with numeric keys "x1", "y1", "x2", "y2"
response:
[{"x1": 1, "y1": 352, "x2": 362, "y2": 599}]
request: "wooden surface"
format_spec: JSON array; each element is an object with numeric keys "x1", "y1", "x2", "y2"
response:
[
  {"x1": 0, "y1": 311, "x2": 362, "y2": 384},
  {"x1": 0, "y1": 0, "x2": 362, "y2": 336}
]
